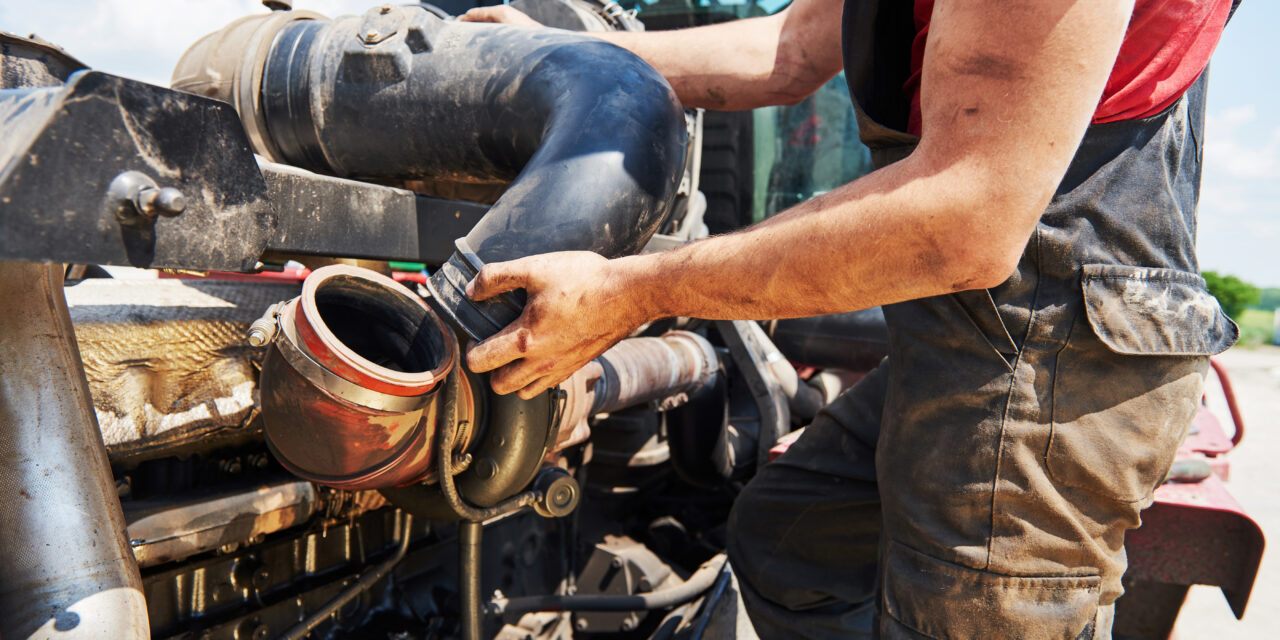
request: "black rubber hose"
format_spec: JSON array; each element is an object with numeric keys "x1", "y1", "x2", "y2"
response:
[
  {"x1": 492, "y1": 554, "x2": 728, "y2": 617},
  {"x1": 257, "y1": 7, "x2": 687, "y2": 340},
  {"x1": 459, "y1": 520, "x2": 483, "y2": 640}
]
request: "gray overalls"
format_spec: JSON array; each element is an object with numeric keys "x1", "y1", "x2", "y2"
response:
[{"x1": 726, "y1": 2, "x2": 1239, "y2": 638}]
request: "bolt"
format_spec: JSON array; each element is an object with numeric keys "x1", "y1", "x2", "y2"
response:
[
  {"x1": 610, "y1": 556, "x2": 624, "y2": 569},
  {"x1": 474, "y1": 457, "x2": 498, "y2": 479},
  {"x1": 246, "y1": 306, "x2": 279, "y2": 347},
  {"x1": 620, "y1": 616, "x2": 637, "y2": 632},
  {"x1": 452, "y1": 452, "x2": 473, "y2": 472},
  {"x1": 574, "y1": 617, "x2": 589, "y2": 632},
  {"x1": 135, "y1": 186, "x2": 186, "y2": 217},
  {"x1": 246, "y1": 328, "x2": 268, "y2": 346},
  {"x1": 253, "y1": 567, "x2": 271, "y2": 589},
  {"x1": 551, "y1": 486, "x2": 574, "y2": 508},
  {"x1": 252, "y1": 625, "x2": 270, "y2": 640},
  {"x1": 247, "y1": 321, "x2": 275, "y2": 347}
]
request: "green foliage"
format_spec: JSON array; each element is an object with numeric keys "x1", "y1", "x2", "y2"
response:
[
  {"x1": 1202, "y1": 270, "x2": 1261, "y2": 320},
  {"x1": 1237, "y1": 308, "x2": 1276, "y2": 347},
  {"x1": 1250, "y1": 287, "x2": 1280, "y2": 311}
]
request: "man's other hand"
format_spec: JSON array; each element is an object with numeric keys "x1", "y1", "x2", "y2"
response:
[
  {"x1": 465, "y1": 252, "x2": 649, "y2": 399},
  {"x1": 459, "y1": 6, "x2": 542, "y2": 26}
]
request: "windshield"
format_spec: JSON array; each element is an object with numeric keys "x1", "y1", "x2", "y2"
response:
[{"x1": 618, "y1": 0, "x2": 873, "y2": 222}]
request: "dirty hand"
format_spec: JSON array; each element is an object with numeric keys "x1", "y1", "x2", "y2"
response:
[
  {"x1": 458, "y1": 6, "x2": 543, "y2": 26},
  {"x1": 465, "y1": 252, "x2": 649, "y2": 400}
]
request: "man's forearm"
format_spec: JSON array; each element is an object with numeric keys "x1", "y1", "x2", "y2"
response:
[
  {"x1": 592, "y1": 13, "x2": 828, "y2": 110},
  {"x1": 463, "y1": 0, "x2": 844, "y2": 110},
  {"x1": 611, "y1": 153, "x2": 1040, "y2": 325}
]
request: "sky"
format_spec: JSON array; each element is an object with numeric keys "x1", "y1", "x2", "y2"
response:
[{"x1": 2, "y1": 0, "x2": 1276, "y2": 287}]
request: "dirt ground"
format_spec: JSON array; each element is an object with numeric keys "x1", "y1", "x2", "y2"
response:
[{"x1": 1171, "y1": 345, "x2": 1280, "y2": 638}]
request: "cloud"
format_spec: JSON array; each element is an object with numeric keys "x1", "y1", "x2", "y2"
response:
[
  {"x1": 1, "y1": 1, "x2": 388, "y2": 85},
  {"x1": 1205, "y1": 105, "x2": 1280, "y2": 180},
  {"x1": 1199, "y1": 103, "x2": 1280, "y2": 286}
]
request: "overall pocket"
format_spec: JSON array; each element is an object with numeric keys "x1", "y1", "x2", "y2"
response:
[
  {"x1": 1046, "y1": 264, "x2": 1236, "y2": 503},
  {"x1": 882, "y1": 541, "x2": 1102, "y2": 640}
]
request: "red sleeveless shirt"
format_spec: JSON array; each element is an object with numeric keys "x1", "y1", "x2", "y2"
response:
[{"x1": 903, "y1": 0, "x2": 1234, "y2": 136}]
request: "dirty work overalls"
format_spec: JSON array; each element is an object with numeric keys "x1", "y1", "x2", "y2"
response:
[{"x1": 726, "y1": 2, "x2": 1239, "y2": 638}]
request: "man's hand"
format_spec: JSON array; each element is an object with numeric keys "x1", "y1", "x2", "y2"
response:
[
  {"x1": 465, "y1": 252, "x2": 650, "y2": 399},
  {"x1": 459, "y1": 6, "x2": 542, "y2": 26}
]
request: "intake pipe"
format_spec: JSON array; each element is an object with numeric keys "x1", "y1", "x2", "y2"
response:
[{"x1": 173, "y1": 4, "x2": 688, "y2": 340}]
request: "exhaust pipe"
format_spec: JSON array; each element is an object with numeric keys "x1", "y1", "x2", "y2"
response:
[
  {"x1": 258, "y1": 265, "x2": 474, "y2": 490},
  {"x1": 173, "y1": 4, "x2": 688, "y2": 340}
]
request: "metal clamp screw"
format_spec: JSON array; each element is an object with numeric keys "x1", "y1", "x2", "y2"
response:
[{"x1": 247, "y1": 302, "x2": 284, "y2": 347}]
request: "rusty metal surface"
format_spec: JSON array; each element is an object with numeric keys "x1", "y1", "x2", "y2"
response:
[
  {"x1": 1125, "y1": 473, "x2": 1265, "y2": 619},
  {"x1": 0, "y1": 261, "x2": 149, "y2": 638},
  {"x1": 260, "y1": 265, "x2": 472, "y2": 490},
  {"x1": 65, "y1": 277, "x2": 301, "y2": 459}
]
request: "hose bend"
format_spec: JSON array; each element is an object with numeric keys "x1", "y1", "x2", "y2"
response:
[{"x1": 173, "y1": 5, "x2": 688, "y2": 340}]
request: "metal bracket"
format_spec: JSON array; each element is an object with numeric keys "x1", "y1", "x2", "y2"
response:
[{"x1": 715, "y1": 320, "x2": 791, "y2": 468}]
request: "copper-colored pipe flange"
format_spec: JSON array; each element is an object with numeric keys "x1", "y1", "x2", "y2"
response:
[{"x1": 261, "y1": 265, "x2": 473, "y2": 490}]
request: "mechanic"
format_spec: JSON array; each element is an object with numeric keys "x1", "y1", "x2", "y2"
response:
[{"x1": 461, "y1": 0, "x2": 1240, "y2": 637}]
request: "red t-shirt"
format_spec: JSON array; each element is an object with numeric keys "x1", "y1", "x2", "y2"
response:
[{"x1": 903, "y1": 0, "x2": 1233, "y2": 136}]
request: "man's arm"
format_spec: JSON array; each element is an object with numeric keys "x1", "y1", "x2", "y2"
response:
[
  {"x1": 466, "y1": 0, "x2": 1136, "y2": 398},
  {"x1": 461, "y1": 0, "x2": 844, "y2": 110}
]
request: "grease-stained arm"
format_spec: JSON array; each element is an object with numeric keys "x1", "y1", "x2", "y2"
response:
[
  {"x1": 462, "y1": 0, "x2": 845, "y2": 110},
  {"x1": 467, "y1": 0, "x2": 1136, "y2": 398}
]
